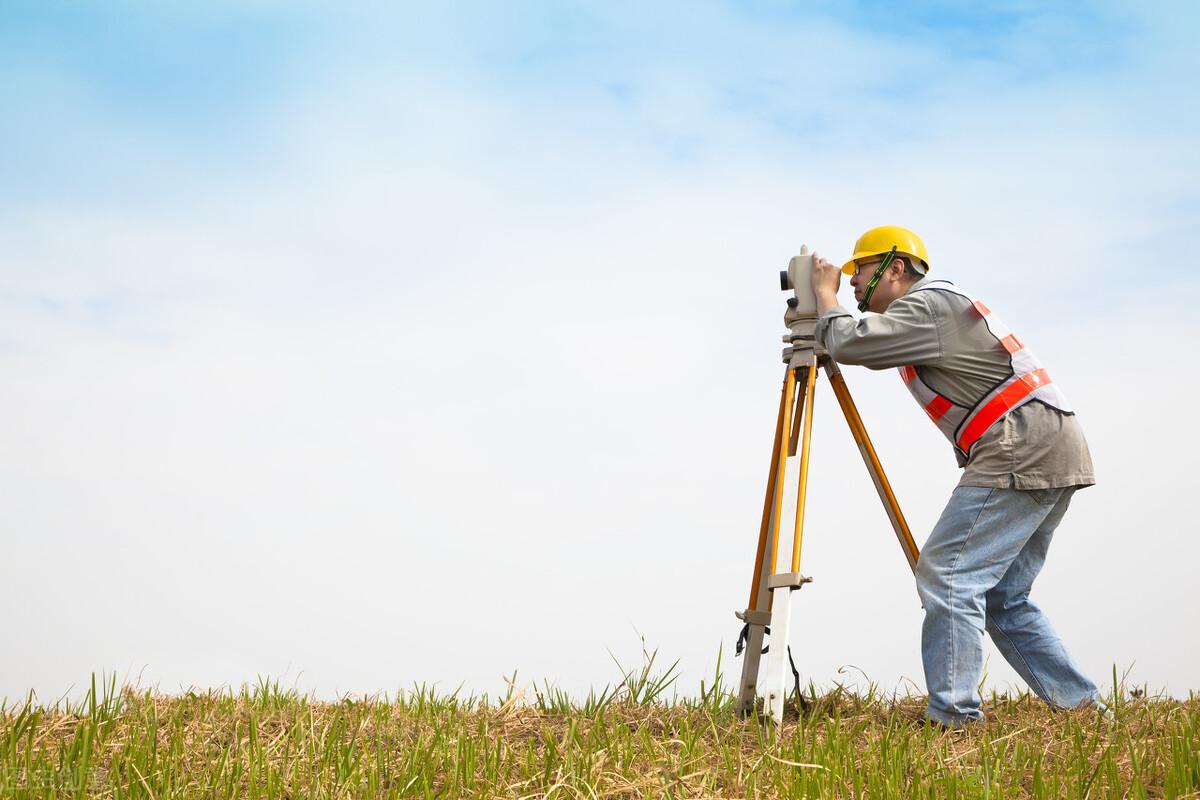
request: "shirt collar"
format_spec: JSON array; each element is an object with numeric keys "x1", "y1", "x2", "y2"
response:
[{"x1": 904, "y1": 274, "x2": 936, "y2": 296}]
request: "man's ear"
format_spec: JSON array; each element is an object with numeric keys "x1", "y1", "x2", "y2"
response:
[{"x1": 890, "y1": 257, "x2": 908, "y2": 278}]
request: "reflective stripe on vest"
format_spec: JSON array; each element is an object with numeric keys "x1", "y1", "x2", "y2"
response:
[{"x1": 897, "y1": 281, "x2": 1072, "y2": 460}]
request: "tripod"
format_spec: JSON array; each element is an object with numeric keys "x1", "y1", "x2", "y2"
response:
[{"x1": 734, "y1": 311, "x2": 922, "y2": 725}]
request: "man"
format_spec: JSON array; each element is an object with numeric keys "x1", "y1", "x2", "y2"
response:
[{"x1": 808, "y1": 225, "x2": 1099, "y2": 728}]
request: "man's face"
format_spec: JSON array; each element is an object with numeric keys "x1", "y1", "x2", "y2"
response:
[
  {"x1": 848, "y1": 256, "x2": 910, "y2": 312},
  {"x1": 848, "y1": 258, "x2": 884, "y2": 308}
]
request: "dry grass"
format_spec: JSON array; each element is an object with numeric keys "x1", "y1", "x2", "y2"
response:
[{"x1": 2, "y1": 672, "x2": 1197, "y2": 798}]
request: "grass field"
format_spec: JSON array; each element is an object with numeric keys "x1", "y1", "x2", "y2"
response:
[{"x1": 3, "y1": 660, "x2": 1197, "y2": 799}]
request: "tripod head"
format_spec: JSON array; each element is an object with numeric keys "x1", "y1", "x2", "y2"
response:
[{"x1": 780, "y1": 244, "x2": 827, "y2": 367}]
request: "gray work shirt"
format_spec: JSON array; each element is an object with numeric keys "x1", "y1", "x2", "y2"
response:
[{"x1": 814, "y1": 276, "x2": 1094, "y2": 490}]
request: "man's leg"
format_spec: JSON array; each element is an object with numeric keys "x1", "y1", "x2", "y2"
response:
[
  {"x1": 984, "y1": 488, "x2": 1099, "y2": 708},
  {"x1": 915, "y1": 486, "x2": 1059, "y2": 727}
]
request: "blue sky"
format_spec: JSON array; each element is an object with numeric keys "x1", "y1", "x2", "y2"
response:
[
  {"x1": 2, "y1": 2, "x2": 1198, "y2": 702},
  {"x1": 5, "y1": 0, "x2": 1196, "y2": 314},
  {"x1": 2, "y1": 1, "x2": 1181, "y2": 192}
]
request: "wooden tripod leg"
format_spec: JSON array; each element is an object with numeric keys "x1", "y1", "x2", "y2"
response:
[
  {"x1": 762, "y1": 358, "x2": 818, "y2": 726},
  {"x1": 747, "y1": 365, "x2": 795, "y2": 611},
  {"x1": 737, "y1": 365, "x2": 797, "y2": 717},
  {"x1": 789, "y1": 358, "x2": 818, "y2": 573},
  {"x1": 765, "y1": 367, "x2": 799, "y2": 585},
  {"x1": 822, "y1": 360, "x2": 921, "y2": 572},
  {"x1": 787, "y1": 365, "x2": 807, "y2": 457}
]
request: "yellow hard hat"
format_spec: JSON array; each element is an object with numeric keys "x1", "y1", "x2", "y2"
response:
[{"x1": 840, "y1": 226, "x2": 930, "y2": 275}]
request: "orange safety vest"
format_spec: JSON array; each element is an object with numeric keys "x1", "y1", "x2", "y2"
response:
[{"x1": 898, "y1": 280, "x2": 1072, "y2": 462}]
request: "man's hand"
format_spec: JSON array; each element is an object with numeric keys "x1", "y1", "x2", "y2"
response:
[{"x1": 810, "y1": 252, "x2": 841, "y2": 314}]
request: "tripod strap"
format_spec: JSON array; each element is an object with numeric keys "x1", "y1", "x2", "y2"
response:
[{"x1": 735, "y1": 623, "x2": 807, "y2": 707}]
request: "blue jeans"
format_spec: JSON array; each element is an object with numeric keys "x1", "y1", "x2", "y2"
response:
[{"x1": 914, "y1": 486, "x2": 1099, "y2": 727}]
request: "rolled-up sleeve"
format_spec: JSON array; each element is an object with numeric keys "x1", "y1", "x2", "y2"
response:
[{"x1": 814, "y1": 295, "x2": 942, "y2": 370}]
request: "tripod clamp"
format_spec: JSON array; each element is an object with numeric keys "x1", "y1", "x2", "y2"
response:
[
  {"x1": 781, "y1": 305, "x2": 828, "y2": 367},
  {"x1": 767, "y1": 572, "x2": 813, "y2": 591}
]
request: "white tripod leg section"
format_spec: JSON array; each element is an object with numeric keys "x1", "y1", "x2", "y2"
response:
[
  {"x1": 759, "y1": 571, "x2": 811, "y2": 727},
  {"x1": 760, "y1": 585, "x2": 795, "y2": 726}
]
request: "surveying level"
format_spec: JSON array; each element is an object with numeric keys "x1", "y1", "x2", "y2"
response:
[{"x1": 734, "y1": 244, "x2": 922, "y2": 726}]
